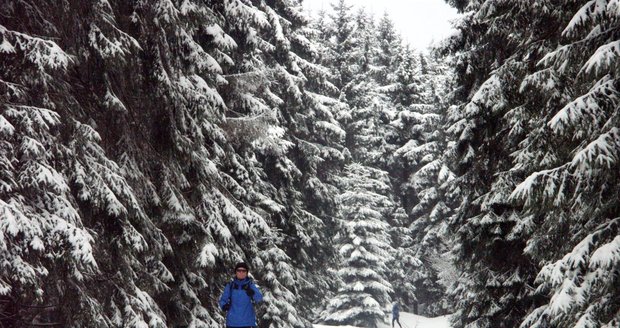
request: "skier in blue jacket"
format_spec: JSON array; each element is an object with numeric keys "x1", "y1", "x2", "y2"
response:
[
  {"x1": 392, "y1": 301, "x2": 402, "y2": 328},
  {"x1": 219, "y1": 262, "x2": 263, "y2": 328}
]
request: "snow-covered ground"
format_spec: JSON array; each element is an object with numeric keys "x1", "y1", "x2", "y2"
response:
[{"x1": 314, "y1": 312, "x2": 451, "y2": 328}]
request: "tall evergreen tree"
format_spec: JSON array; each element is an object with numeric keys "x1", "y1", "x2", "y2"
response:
[
  {"x1": 438, "y1": 0, "x2": 562, "y2": 326},
  {"x1": 328, "y1": 0, "x2": 357, "y2": 93},
  {"x1": 0, "y1": 1, "x2": 171, "y2": 326},
  {"x1": 509, "y1": 1, "x2": 620, "y2": 327},
  {"x1": 334, "y1": 8, "x2": 396, "y2": 169},
  {"x1": 219, "y1": 0, "x2": 347, "y2": 325},
  {"x1": 390, "y1": 52, "x2": 455, "y2": 316},
  {"x1": 375, "y1": 12, "x2": 402, "y2": 87},
  {"x1": 342, "y1": 8, "x2": 378, "y2": 109},
  {"x1": 389, "y1": 46, "x2": 422, "y2": 107},
  {"x1": 321, "y1": 163, "x2": 396, "y2": 328},
  {"x1": 438, "y1": 0, "x2": 620, "y2": 327}
]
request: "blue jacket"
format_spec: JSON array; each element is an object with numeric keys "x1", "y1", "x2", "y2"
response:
[
  {"x1": 392, "y1": 303, "x2": 400, "y2": 318},
  {"x1": 219, "y1": 278, "x2": 263, "y2": 327}
]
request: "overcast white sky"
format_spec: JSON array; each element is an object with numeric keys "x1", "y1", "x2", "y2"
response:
[{"x1": 302, "y1": 0, "x2": 459, "y2": 51}]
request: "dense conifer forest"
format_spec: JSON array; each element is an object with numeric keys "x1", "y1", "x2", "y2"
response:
[{"x1": 1, "y1": 0, "x2": 618, "y2": 327}]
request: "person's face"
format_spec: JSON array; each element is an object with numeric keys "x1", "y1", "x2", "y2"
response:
[{"x1": 235, "y1": 268, "x2": 248, "y2": 279}]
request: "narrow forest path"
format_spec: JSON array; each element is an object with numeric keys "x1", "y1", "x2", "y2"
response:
[{"x1": 314, "y1": 312, "x2": 451, "y2": 328}]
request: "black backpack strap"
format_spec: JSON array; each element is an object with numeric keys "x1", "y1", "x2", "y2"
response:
[
  {"x1": 241, "y1": 278, "x2": 253, "y2": 290},
  {"x1": 241, "y1": 279, "x2": 256, "y2": 305},
  {"x1": 227, "y1": 280, "x2": 234, "y2": 305}
]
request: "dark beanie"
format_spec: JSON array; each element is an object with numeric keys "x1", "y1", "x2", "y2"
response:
[{"x1": 234, "y1": 262, "x2": 249, "y2": 272}]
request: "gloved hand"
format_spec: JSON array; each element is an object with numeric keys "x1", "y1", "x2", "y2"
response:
[
  {"x1": 244, "y1": 285, "x2": 255, "y2": 298},
  {"x1": 222, "y1": 303, "x2": 231, "y2": 311}
]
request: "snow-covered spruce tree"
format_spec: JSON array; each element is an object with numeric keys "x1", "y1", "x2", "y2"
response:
[
  {"x1": 438, "y1": 0, "x2": 574, "y2": 326},
  {"x1": 327, "y1": 0, "x2": 357, "y2": 92},
  {"x1": 274, "y1": 4, "x2": 348, "y2": 322},
  {"x1": 0, "y1": 25, "x2": 101, "y2": 326},
  {"x1": 0, "y1": 2, "x2": 170, "y2": 326},
  {"x1": 390, "y1": 52, "x2": 455, "y2": 316},
  {"x1": 217, "y1": 0, "x2": 347, "y2": 326},
  {"x1": 510, "y1": 1, "x2": 620, "y2": 327},
  {"x1": 391, "y1": 51, "x2": 449, "y2": 212},
  {"x1": 374, "y1": 12, "x2": 402, "y2": 88},
  {"x1": 93, "y1": 1, "x2": 279, "y2": 326},
  {"x1": 311, "y1": 9, "x2": 336, "y2": 73},
  {"x1": 135, "y1": 1, "x2": 329, "y2": 326},
  {"x1": 340, "y1": 7, "x2": 377, "y2": 109},
  {"x1": 389, "y1": 45, "x2": 422, "y2": 108},
  {"x1": 370, "y1": 47, "x2": 427, "y2": 315},
  {"x1": 334, "y1": 9, "x2": 397, "y2": 168},
  {"x1": 326, "y1": 8, "x2": 403, "y2": 170},
  {"x1": 321, "y1": 163, "x2": 397, "y2": 328}
]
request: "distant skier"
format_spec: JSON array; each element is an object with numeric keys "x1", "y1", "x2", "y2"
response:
[
  {"x1": 219, "y1": 262, "x2": 263, "y2": 328},
  {"x1": 392, "y1": 301, "x2": 402, "y2": 328}
]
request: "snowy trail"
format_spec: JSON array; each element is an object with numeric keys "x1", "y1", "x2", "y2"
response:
[{"x1": 314, "y1": 312, "x2": 451, "y2": 328}]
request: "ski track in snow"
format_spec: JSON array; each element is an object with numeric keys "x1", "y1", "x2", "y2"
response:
[{"x1": 314, "y1": 312, "x2": 451, "y2": 328}]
